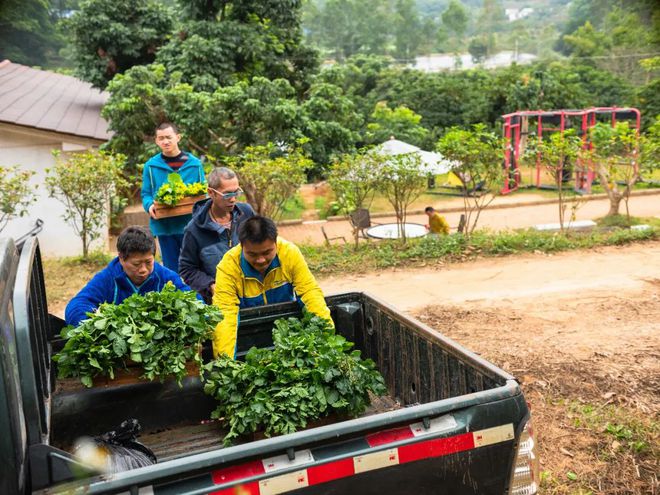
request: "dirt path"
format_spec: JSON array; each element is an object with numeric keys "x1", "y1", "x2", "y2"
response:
[
  {"x1": 280, "y1": 190, "x2": 660, "y2": 246},
  {"x1": 322, "y1": 243, "x2": 659, "y2": 493}
]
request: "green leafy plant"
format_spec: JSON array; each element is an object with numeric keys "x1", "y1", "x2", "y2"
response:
[
  {"x1": 522, "y1": 129, "x2": 584, "y2": 232},
  {"x1": 46, "y1": 150, "x2": 128, "y2": 258},
  {"x1": 328, "y1": 148, "x2": 387, "y2": 247},
  {"x1": 227, "y1": 142, "x2": 311, "y2": 220},
  {"x1": 584, "y1": 122, "x2": 640, "y2": 217},
  {"x1": 202, "y1": 313, "x2": 386, "y2": 444},
  {"x1": 54, "y1": 283, "x2": 222, "y2": 387},
  {"x1": 155, "y1": 173, "x2": 207, "y2": 206},
  {"x1": 0, "y1": 165, "x2": 36, "y2": 233},
  {"x1": 377, "y1": 152, "x2": 428, "y2": 243},
  {"x1": 436, "y1": 124, "x2": 504, "y2": 237}
]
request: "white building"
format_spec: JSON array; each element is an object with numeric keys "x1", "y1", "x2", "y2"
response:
[
  {"x1": 505, "y1": 8, "x2": 534, "y2": 21},
  {"x1": 0, "y1": 60, "x2": 111, "y2": 256}
]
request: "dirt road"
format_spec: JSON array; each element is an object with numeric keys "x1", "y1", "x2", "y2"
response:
[
  {"x1": 280, "y1": 190, "x2": 660, "y2": 246},
  {"x1": 322, "y1": 242, "x2": 659, "y2": 493}
]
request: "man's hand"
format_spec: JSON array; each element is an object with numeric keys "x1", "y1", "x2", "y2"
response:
[
  {"x1": 149, "y1": 204, "x2": 158, "y2": 219},
  {"x1": 209, "y1": 283, "x2": 215, "y2": 297}
]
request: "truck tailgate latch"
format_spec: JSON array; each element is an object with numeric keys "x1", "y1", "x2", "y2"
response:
[
  {"x1": 286, "y1": 447, "x2": 295, "y2": 461},
  {"x1": 422, "y1": 417, "x2": 431, "y2": 430}
]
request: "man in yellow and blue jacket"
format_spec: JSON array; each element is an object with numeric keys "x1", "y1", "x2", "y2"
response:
[{"x1": 211, "y1": 216, "x2": 332, "y2": 358}]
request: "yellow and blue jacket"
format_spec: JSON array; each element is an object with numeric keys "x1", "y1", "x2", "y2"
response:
[{"x1": 211, "y1": 238, "x2": 332, "y2": 357}]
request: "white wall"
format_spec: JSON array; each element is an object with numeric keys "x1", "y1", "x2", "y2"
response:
[{"x1": 0, "y1": 127, "x2": 108, "y2": 256}]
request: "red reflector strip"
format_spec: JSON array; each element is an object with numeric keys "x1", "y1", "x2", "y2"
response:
[
  {"x1": 365, "y1": 426, "x2": 414, "y2": 447},
  {"x1": 211, "y1": 481, "x2": 260, "y2": 495},
  {"x1": 212, "y1": 459, "x2": 266, "y2": 483},
  {"x1": 211, "y1": 423, "x2": 513, "y2": 494},
  {"x1": 307, "y1": 457, "x2": 354, "y2": 485},
  {"x1": 398, "y1": 432, "x2": 474, "y2": 464}
]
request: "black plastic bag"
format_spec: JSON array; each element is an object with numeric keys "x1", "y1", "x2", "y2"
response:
[{"x1": 75, "y1": 419, "x2": 157, "y2": 474}]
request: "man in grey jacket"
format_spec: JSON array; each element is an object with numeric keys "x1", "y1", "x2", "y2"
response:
[{"x1": 179, "y1": 167, "x2": 254, "y2": 303}]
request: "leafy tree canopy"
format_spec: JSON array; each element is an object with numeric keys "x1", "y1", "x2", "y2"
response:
[
  {"x1": 66, "y1": 0, "x2": 173, "y2": 88},
  {"x1": 0, "y1": 0, "x2": 61, "y2": 66},
  {"x1": 365, "y1": 101, "x2": 428, "y2": 146}
]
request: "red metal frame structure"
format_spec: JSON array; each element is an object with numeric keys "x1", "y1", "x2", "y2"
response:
[{"x1": 501, "y1": 107, "x2": 641, "y2": 194}]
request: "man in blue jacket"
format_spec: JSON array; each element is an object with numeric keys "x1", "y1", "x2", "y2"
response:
[
  {"x1": 141, "y1": 122, "x2": 206, "y2": 272},
  {"x1": 65, "y1": 226, "x2": 191, "y2": 327},
  {"x1": 179, "y1": 167, "x2": 254, "y2": 303}
]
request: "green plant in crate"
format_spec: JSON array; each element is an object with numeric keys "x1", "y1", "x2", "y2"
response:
[
  {"x1": 202, "y1": 312, "x2": 386, "y2": 444},
  {"x1": 54, "y1": 283, "x2": 222, "y2": 387},
  {"x1": 155, "y1": 173, "x2": 206, "y2": 206}
]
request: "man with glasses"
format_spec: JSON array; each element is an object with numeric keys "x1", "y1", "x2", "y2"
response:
[{"x1": 179, "y1": 167, "x2": 254, "y2": 303}]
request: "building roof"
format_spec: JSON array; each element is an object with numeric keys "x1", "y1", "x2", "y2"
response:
[{"x1": 0, "y1": 60, "x2": 111, "y2": 141}]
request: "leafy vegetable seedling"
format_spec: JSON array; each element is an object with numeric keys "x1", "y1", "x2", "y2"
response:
[
  {"x1": 54, "y1": 283, "x2": 222, "y2": 387},
  {"x1": 202, "y1": 312, "x2": 386, "y2": 444}
]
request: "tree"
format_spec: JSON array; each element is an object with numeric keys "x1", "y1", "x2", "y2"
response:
[
  {"x1": 365, "y1": 102, "x2": 429, "y2": 146},
  {"x1": 476, "y1": 0, "x2": 506, "y2": 55},
  {"x1": 436, "y1": 124, "x2": 504, "y2": 236},
  {"x1": 640, "y1": 115, "x2": 660, "y2": 175},
  {"x1": 102, "y1": 69, "x2": 303, "y2": 164},
  {"x1": 316, "y1": 0, "x2": 392, "y2": 59},
  {"x1": 377, "y1": 152, "x2": 428, "y2": 243},
  {"x1": 441, "y1": 0, "x2": 468, "y2": 51},
  {"x1": 522, "y1": 130, "x2": 583, "y2": 231},
  {"x1": 393, "y1": 0, "x2": 423, "y2": 60},
  {"x1": 66, "y1": 0, "x2": 173, "y2": 88},
  {"x1": 46, "y1": 151, "x2": 128, "y2": 258},
  {"x1": 561, "y1": 21, "x2": 611, "y2": 60},
  {"x1": 328, "y1": 149, "x2": 385, "y2": 246},
  {"x1": 585, "y1": 122, "x2": 640, "y2": 217},
  {"x1": 468, "y1": 36, "x2": 489, "y2": 64},
  {"x1": 0, "y1": 0, "x2": 61, "y2": 66},
  {"x1": 156, "y1": 1, "x2": 319, "y2": 93},
  {"x1": 300, "y1": 82, "x2": 363, "y2": 176},
  {"x1": 0, "y1": 166, "x2": 36, "y2": 233},
  {"x1": 227, "y1": 143, "x2": 311, "y2": 219}
]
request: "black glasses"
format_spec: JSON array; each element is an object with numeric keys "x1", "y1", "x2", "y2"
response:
[{"x1": 209, "y1": 187, "x2": 243, "y2": 200}]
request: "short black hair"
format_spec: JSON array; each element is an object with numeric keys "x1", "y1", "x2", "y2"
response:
[
  {"x1": 425, "y1": 206, "x2": 435, "y2": 213},
  {"x1": 238, "y1": 216, "x2": 278, "y2": 244},
  {"x1": 117, "y1": 226, "x2": 156, "y2": 259},
  {"x1": 155, "y1": 122, "x2": 178, "y2": 134}
]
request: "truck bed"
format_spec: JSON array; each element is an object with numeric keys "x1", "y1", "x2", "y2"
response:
[{"x1": 140, "y1": 394, "x2": 400, "y2": 462}]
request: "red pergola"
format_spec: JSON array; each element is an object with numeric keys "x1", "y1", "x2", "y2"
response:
[{"x1": 501, "y1": 107, "x2": 641, "y2": 194}]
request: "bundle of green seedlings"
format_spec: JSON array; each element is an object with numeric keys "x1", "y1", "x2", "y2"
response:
[
  {"x1": 202, "y1": 313, "x2": 387, "y2": 444},
  {"x1": 54, "y1": 283, "x2": 222, "y2": 387}
]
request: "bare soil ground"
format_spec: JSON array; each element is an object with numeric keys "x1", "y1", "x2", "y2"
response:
[{"x1": 321, "y1": 242, "x2": 660, "y2": 494}]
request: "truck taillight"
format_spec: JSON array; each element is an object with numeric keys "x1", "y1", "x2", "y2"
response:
[{"x1": 508, "y1": 419, "x2": 539, "y2": 495}]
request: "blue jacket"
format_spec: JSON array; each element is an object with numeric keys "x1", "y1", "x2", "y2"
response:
[
  {"x1": 179, "y1": 198, "x2": 255, "y2": 303},
  {"x1": 141, "y1": 152, "x2": 206, "y2": 236},
  {"x1": 65, "y1": 257, "x2": 191, "y2": 327}
]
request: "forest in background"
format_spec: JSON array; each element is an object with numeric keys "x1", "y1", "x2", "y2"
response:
[{"x1": 0, "y1": 0, "x2": 658, "y2": 176}]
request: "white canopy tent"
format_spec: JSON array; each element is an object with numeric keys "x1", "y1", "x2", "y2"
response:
[{"x1": 373, "y1": 138, "x2": 456, "y2": 175}]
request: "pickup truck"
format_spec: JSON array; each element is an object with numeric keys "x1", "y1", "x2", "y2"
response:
[{"x1": 0, "y1": 236, "x2": 538, "y2": 495}]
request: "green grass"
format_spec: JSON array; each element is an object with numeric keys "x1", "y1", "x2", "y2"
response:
[
  {"x1": 60, "y1": 249, "x2": 113, "y2": 267},
  {"x1": 568, "y1": 401, "x2": 658, "y2": 457},
  {"x1": 300, "y1": 224, "x2": 659, "y2": 275},
  {"x1": 279, "y1": 193, "x2": 305, "y2": 220},
  {"x1": 596, "y1": 214, "x2": 660, "y2": 229}
]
